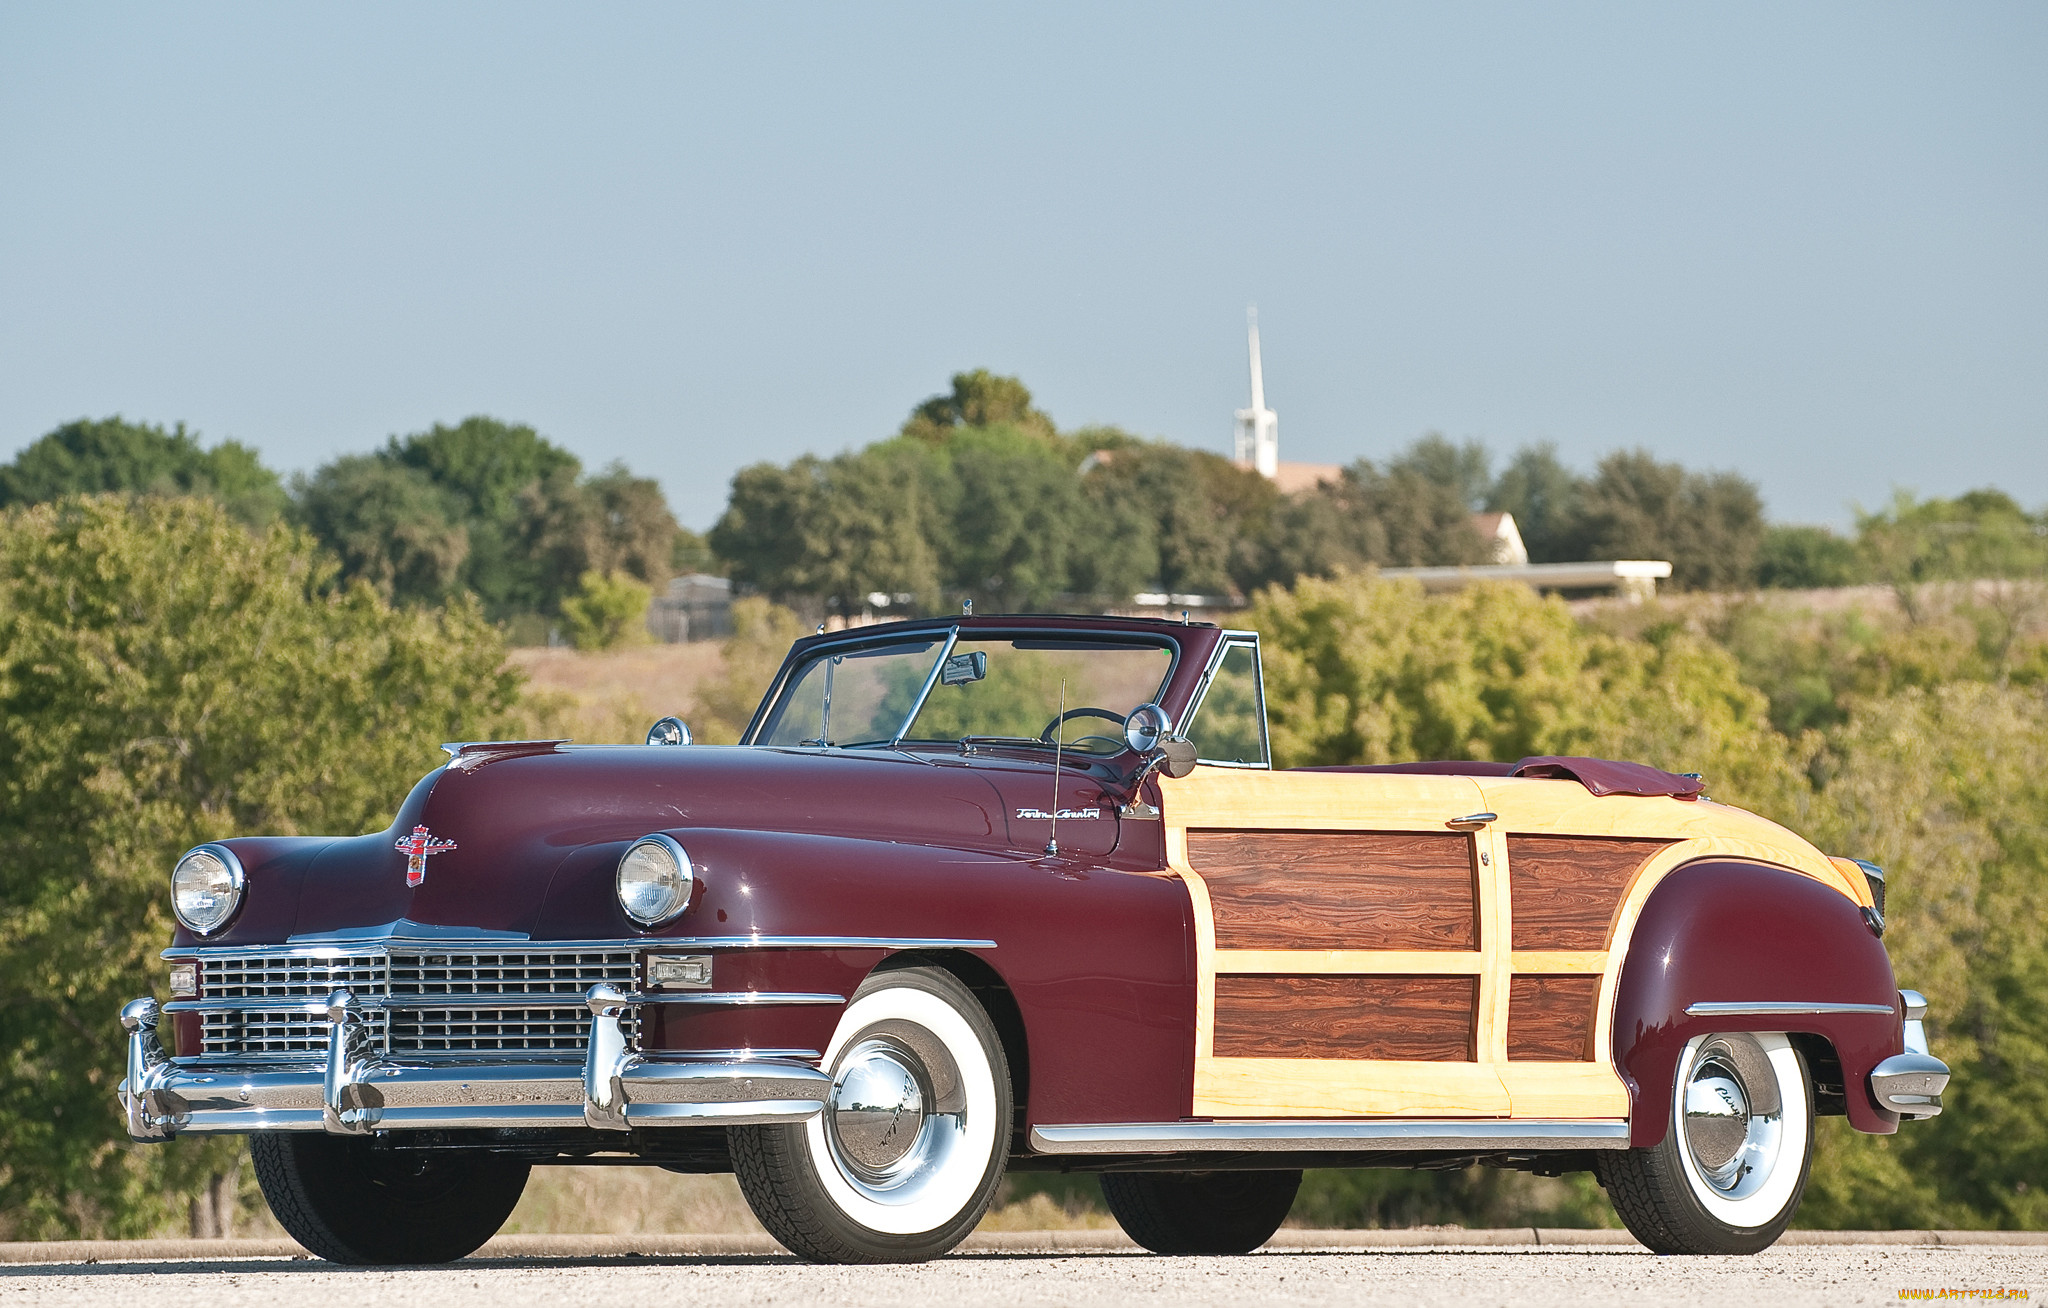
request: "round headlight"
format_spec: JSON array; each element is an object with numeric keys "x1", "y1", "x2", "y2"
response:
[
  {"x1": 617, "y1": 834, "x2": 693, "y2": 927},
  {"x1": 1124, "y1": 702, "x2": 1171, "y2": 754},
  {"x1": 171, "y1": 844, "x2": 245, "y2": 936}
]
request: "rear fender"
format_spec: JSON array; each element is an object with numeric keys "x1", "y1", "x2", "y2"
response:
[{"x1": 1611, "y1": 859, "x2": 1903, "y2": 1142}]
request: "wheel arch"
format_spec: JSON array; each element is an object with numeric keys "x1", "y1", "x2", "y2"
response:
[
  {"x1": 875, "y1": 949, "x2": 1031, "y2": 1148},
  {"x1": 1610, "y1": 859, "x2": 1902, "y2": 1145}
]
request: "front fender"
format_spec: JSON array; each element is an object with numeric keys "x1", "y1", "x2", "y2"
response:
[
  {"x1": 1612, "y1": 859, "x2": 1903, "y2": 1143},
  {"x1": 535, "y1": 827, "x2": 1197, "y2": 1128}
]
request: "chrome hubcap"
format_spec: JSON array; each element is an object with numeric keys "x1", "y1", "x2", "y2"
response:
[
  {"x1": 1682, "y1": 1037, "x2": 1784, "y2": 1197},
  {"x1": 828, "y1": 1039, "x2": 929, "y2": 1179}
]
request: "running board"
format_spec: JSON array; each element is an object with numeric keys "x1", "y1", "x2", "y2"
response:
[{"x1": 1029, "y1": 1119, "x2": 1631, "y2": 1155}]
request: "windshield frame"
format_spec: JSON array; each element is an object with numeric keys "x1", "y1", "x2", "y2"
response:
[{"x1": 744, "y1": 623, "x2": 1185, "y2": 753}]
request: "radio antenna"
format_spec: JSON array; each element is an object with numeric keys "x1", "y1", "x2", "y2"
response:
[{"x1": 1045, "y1": 681, "x2": 1065, "y2": 858}]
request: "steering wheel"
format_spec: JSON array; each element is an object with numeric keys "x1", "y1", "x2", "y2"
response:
[{"x1": 1039, "y1": 706, "x2": 1126, "y2": 744}]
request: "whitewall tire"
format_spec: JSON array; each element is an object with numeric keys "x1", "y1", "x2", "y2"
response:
[
  {"x1": 1598, "y1": 1032, "x2": 1814, "y2": 1254},
  {"x1": 730, "y1": 966, "x2": 1012, "y2": 1263}
]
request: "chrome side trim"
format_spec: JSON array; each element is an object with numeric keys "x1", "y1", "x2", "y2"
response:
[
  {"x1": 1027, "y1": 1120, "x2": 1631, "y2": 1155},
  {"x1": 630, "y1": 991, "x2": 844, "y2": 1007},
  {"x1": 168, "y1": 935, "x2": 997, "y2": 961},
  {"x1": 1683, "y1": 1001, "x2": 1897, "y2": 1017}
]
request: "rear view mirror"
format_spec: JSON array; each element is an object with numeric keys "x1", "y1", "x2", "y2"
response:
[
  {"x1": 940, "y1": 650, "x2": 987, "y2": 686},
  {"x1": 1159, "y1": 738, "x2": 1199, "y2": 779}
]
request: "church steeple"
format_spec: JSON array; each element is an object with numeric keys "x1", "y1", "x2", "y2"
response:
[{"x1": 1232, "y1": 307, "x2": 1279, "y2": 479}]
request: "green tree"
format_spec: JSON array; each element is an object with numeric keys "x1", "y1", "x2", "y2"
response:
[
  {"x1": 712, "y1": 444, "x2": 947, "y2": 615},
  {"x1": 520, "y1": 462, "x2": 680, "y2": 608},
  {"x1": 900, "y1": 369, "x2": 1057, "y2": 443},
  {"x1": 384, "y1": 416, "x2": 582, "y2": 618},
  {"x1": 1757, "y1": 524, "x2": 1865, "y2": 589},
  {"x1": 291, "y1": 455, "x2": 470, "y2": 606},
  {"x1": 1, "y1": 417, "x2": 288, "y2": 528},
  {"x1": 1858, "y1": 490, "x2": 2048, "y2": 586},
  {"x1": 1487, "y1": 443, "x2": 1586, "y2": 564},
  {"x1": 558, "y1": 570, "x2": 653, "y2": 651},
  {"x1": 689, "y1": 596, "x2": 808, "y2": 743},
  {"x1": 0, "y1": 496, "x2": 520, "y2": 1238},
  {"x1": 1248, "y1": 572, "x2": 1803, "y2": 811},
  {"x1": 1797, "y1": 683, "x2": 2048, "y2": 1228},
  {"x1": 1570, "y1": 449, "x2": 1765, "y2": 591},
  {"x1": 1391, "y1": 432, "x2": 1493, "y2": 510},
  {"x1": 1244, "y1": 459, "x2": 1490, "y2": 589}
]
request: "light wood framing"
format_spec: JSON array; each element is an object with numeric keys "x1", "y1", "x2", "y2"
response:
[{"x1": 1159, "y1": 766, "x2": 1859, "y2": 1122}]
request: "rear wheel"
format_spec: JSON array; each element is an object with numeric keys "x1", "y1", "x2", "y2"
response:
[
  {"x1": 249, "y1": 1133, "x2": 529, "y2": 1264},
  {"x1": 1101, "y1": 1170, "x2": 1301, "y2": 1254},
  {"x1": 1597, "y1": 1032, "x2": 1813, "y2": 1254},
  {"x1": 730, "y1": 966, "x2": 1012, "y2": 1263}
]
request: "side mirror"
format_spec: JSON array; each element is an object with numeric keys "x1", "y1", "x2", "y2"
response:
[
  {"x1": 1158, "y1": 738, "x2": 1198, "y2": 779},
  {"x1": 646, "y1": 716, "x2": 692, "y2": 746}
]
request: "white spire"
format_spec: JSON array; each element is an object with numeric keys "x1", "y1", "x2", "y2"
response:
[{"x1": 1233, "y1": 307, "x2": 1279, "y2": 479}]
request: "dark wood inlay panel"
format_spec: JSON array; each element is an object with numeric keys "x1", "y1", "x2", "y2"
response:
[
  {"x1": 1508, "y1": 975, "x2": 1601, "y2": 1061},
  {"x1": 1214, "y1": 975, "x2": 1478, "y2": 1061},
  {"x1": 1507, "y1": 835, "x2": 1674, "y2": 950},
  {"x1": 1190, "y1": 831, "x2": 1477, "y2": 951}
]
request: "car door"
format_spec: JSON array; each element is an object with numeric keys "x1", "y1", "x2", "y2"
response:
[{"x1": 1157, "y1": 765, "x2": 1517, "y2": 1118}]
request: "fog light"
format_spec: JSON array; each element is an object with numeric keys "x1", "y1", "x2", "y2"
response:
[
  {"x1": 168, "y1": 964, "x2": 198, "y2": 998},
  {"x1": 647, "y1": 954, "x2": 712, "y2": 989}
]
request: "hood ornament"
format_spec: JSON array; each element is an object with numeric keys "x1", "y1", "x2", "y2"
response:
[{"x1": 395, "y1": 826, "x2": 457, "y2": 888}]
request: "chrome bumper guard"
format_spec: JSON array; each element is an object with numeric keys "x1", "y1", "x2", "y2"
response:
[
  {"x1": 1869, "y1": 988, "x2": 1948, "y2": 1119},
  {"x1": 118, "y1": 986, "x2": 830, "y2": 1141}
]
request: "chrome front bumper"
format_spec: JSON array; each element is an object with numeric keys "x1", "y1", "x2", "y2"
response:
[{"x1": 119, "y1": 985, "x2": 830, "y2": 1141}]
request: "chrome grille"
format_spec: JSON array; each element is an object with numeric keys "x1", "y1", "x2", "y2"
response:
[
  {"x1": 388, "y1": 950, "x2": 637, "y2": 997},
  {"x1": 202, "y1": 1006, "x2": 391, "y2": 1056},
  {"x1": 389, "y1": 1005, "x2": 632, "y2": 1053},
  {"x1": 193, "y1": 946, "x2": 637, "y2": 1058},
  {"x1": 203, "y1": 953, "x2": 387, "y2": 1001}
]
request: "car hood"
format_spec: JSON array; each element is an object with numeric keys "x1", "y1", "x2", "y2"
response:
[{"x1": 187, "y1": 745, "x2": 1011, "y2": 947}]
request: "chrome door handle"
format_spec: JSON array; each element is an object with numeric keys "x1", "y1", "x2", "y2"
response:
[{"x1": 1445, "y1": 812, "x2": 1497, "y2": 831}]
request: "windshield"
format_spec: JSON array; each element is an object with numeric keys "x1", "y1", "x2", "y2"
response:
[{"x1": 757, "y1": 633, "x2": 1175, "y2": 755}]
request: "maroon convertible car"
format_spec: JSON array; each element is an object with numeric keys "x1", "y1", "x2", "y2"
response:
[{"x1": 120, "y1": 614, "x2": 1946, "y2": 1263}]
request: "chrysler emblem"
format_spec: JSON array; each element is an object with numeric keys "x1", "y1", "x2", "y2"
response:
[{"x1": 395, "y1": 826, "x2": 457, "y2": 888}]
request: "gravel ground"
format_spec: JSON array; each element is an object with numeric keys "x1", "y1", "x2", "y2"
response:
[{"x1": 5, "y1": 1244, "x2": 2044, "y2": 1307}]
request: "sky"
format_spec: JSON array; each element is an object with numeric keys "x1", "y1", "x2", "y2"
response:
[{"x1": 1, "y1": 3, "x2": 2043, "y2": 531}]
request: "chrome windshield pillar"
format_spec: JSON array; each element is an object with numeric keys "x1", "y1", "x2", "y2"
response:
[
  {"x1": 583, "y1": 983, "x2": 633, "y2": 1131},
  {"x1": 119, "y1": 997, "x2": 175, "y2": 1141},
  {"x1": 321, "y1": 989, "x2": 382, "y2": 1135}
]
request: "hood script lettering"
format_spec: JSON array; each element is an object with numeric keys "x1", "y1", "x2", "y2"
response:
[
  {"x1": 1015, "y1": 807, "x2": 1102, "y2": 821},
  {"x1": 395, "y1": 826, "x2": 457, "y2": 888}
]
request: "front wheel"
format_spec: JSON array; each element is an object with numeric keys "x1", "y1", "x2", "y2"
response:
[
  {"x1": 249, "y1": 1133, "x2": 529, "y2": 1264},
  {"x1": 1101, "y1": 1170, "x2": 1301, "y2": 1254},
  {"x1": 1597, "y1": 1032, "x2": 1813, "y2": 1254},
  {"x1": 730, "y1": 966, "x2": 1012, "y2": 1263}
]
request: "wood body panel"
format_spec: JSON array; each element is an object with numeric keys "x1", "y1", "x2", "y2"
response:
[
  {"x1": 1500, "y1": 1063, "x2": 1631, "y2": 1116},
  {"x1": 1195, "y1": 1058, "x2": 1511, "y2": 1116},
  {"x1": 1190, "y1": 830, "x2": 1477, "y2": 951},
  {"x1": 1506, "y1": 835, "x2": 1673, "y2": 950},
  {"x1": 1214, "y1": 975, "x2": 1477, "y2": 1061},
  {"x1": 1507, "y1": 975, "x2": 1601, "y2": 1060}
]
